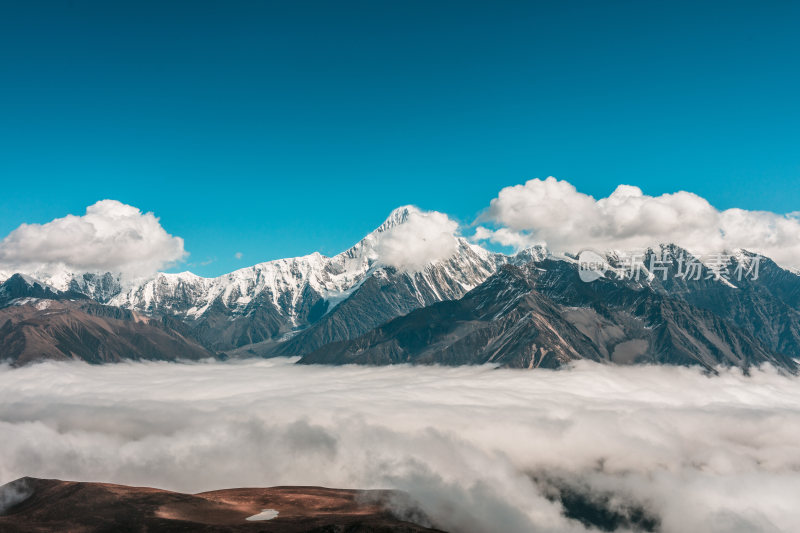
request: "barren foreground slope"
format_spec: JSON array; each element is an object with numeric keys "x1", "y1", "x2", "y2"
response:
[{"x1": 0, "y1": 477, "x2": 442, "y2": 532}]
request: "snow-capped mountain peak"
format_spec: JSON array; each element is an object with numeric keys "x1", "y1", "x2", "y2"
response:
[
  {"x1": 100, "y1": 206, "x2": 500, "y2": 344},
  {"x1": 0, "y1": 207, "x2": 559, "y2": 353}
]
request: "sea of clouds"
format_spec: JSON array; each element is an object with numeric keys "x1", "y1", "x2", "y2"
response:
[{"x1": 2, "y1": 358, "x2": 799, "y2": 532}]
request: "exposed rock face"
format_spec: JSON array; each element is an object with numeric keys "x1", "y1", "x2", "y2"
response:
[
  {"x1": 300, "y1": 253, "x2": 800, "y2": 372},
  {"x1": 0, "y1": 274, "x2": 88, "y2": 308},
  {"x1": 3, "y1": 206, "x2": 800, "y2": 372},
  {"x1": 102, "y1": 207, "x2": 502, "y2": 352},
  {"x1": 0, "y1": 208, "x2": 503, "y2": 363},
  {"x1": 640, "y1": 247, "x2": 800, "y2": 359},
  {"x1": 300, "y1": 266, "x2": 606, "y2": 368},
  {"x1": 0, "y1": 298, "x2": 213, "y2": 366},
  {"x1": 0, "y1": 477, "x2": 442, "y2": 532},
  {"x1": 270, "y1": 244, "x2": 501, "y2": 357}
]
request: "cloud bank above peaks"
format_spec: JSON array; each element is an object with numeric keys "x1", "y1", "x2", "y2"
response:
[
  {"x1": 2, "y1": 181, "x2": 798, "y2": 280},
  {"x1": 474, "y1": 177, "x2": 800, "y2": 269},
  {"x1": 375, "y1": 207, "x2": 460, "y2": 272},
  {"x1": 0, "y1": 200, "x2": 186, "y2": 281}
]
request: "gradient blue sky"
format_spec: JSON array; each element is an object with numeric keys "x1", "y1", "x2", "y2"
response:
[{"x1": 1, "y1": 1, "x2": 798, "y2": 276}]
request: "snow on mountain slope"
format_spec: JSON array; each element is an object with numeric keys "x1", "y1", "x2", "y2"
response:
[
  {"x1": 103, "y1": 207, "x2": 503, "y2": 346},
  {"x1": 7, "y1": 201, "x2": 791, "y2": 357},
  {"x1": 0, "y1": 268, "x2": 123, "y2": 303},
  {"x1": 0, "y1": 207, "x2": 509, "y2": 352}
]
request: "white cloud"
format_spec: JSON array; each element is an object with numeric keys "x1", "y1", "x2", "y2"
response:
[
  {"x1": 1, "y1": 359, "x2": 799, "y2": 533},
  {"x1": 475, "y1": 177, "x2": 800, "y2": 269},
  {"x1": 0, "y1": 200, "x2": 186, "y2": 282},
  {"x1": 376, "y1": 208, "x2": 460, "y2": 272}
]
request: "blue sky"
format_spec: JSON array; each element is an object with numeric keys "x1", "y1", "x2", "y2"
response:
[{"x1": 1, "y1": 1, "x2": 798, "y2": 276}]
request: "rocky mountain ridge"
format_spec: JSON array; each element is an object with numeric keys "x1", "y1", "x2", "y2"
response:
[
  {"x1": 301, "y1": 255, "x2": 799, "y2": 371},
  {"x1": 2, "y1": 208, "x2": 799, "y2": 371},
  {"x1": 1, "y1": 207, "x2": 503, "y2": 353}
]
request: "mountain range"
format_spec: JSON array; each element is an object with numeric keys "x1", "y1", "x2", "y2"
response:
[{"x1": 1, "y1": 207, "x2": 798, "y2": 372}]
